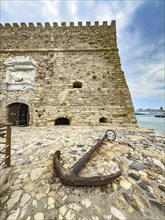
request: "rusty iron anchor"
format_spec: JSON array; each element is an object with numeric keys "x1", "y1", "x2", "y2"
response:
[{"x1": 53, "y1": 130, "x2": 122, "y2": 186}]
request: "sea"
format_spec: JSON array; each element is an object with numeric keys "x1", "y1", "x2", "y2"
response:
[{"x1": 136, "y1": 115, "x2": 165, "y2": 136}]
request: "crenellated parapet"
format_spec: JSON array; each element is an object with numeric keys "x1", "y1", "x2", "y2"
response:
[
  {"x1": 0, "y1": 21, "x2": 115, "y2": 29},
  {"x1": 0, "y1": 20, "x2": 117, "y2": 51}
]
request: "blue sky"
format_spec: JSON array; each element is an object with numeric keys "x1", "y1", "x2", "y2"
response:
[{"x1": 0, "y1": 0, "x2": 164, "y2": 110}]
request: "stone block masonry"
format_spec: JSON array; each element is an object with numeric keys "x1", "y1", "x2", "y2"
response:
[{"x1": 0, "y1": 21, "x2": 137, "y2": 126}]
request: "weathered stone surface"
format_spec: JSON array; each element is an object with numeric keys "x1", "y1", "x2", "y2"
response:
[
  {"x1": 129, "y1": 172, "x2": 140, "y2": 180},
  {"x1": 98, "y1": 167, "x2": 104, "y2": 174},
  {"x1": 130, "y1": 161, "x2": 147, "y2": 171},
  {"x1": 110, "y1": 206, "x2": 126, "y2": 220},
  {"x1": 158, "y1": 184, "x2": 165, "y2": 192},
  {"x1": 20, "y1": 193, "x2": 31, "y2": 207},
  {"x1": 19, "y1": 173, "x2": 28, "y2": 179},
  {"x1": 48, "y1": 197, "x2": 54, "y2": 208},
  {"x1": 81, "y1": 198, "x2": 92, "y2": 208},
  {"x1": 7, "y1": 190, "x2": 23, "y2": 210},
  {"x1": 138, "y1": 170, "x2": 147, "y2": 177},
  {"x1": 69, "y1": 203, "x2": 81, "y2": 211},
  {"x1": 152, "y1": 158, "x2": 164, "y2": 170},
  {"x1": 112, "y1": 183, "x2": 118, "y2": 191},
  {"x1": 128, "y1": 207, "x2": 134, "y2": 213},
  {"x1": 149, "y1": 200, "x2": 165, "y2": 212},
  {"x1": 34, "y1": 212, "x2": 44, "y2": 220},
  {"x1": 103, "y1": 215, "x2": 112, "y2": 220},
  {"x1": 6, "y1": 208, "x2": 20, "y2": 220},
  {"x1": 65, "y1": 209, "x2": 75, "y2": 220},
  {"x1": 122, "y1": 193, "x2": 139, "y2": 212},
  {"x1": 120, "y1": 179, "x2": 132, "y2": 190},
  {"x1": 138, "y1": 182, "x2": 148, "y2": 191},
  {"x1": 30, "y1": 167, "x2": 46, "y2": 180},
  {"x1": 0, "y1": 21, "x2": 136, "y2": 127},
  {"x1": 59, "y1": 205, "x2": 67, "y2": 216}
]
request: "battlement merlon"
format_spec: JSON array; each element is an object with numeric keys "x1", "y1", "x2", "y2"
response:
[
  {"x1": 0, "y1": 20, "x2": 117, "y2": 51},
  {"x1": 0, "y1": 20, "x2": 116, "y2": 30}
]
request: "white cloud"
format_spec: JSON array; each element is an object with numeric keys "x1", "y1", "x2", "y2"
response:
[
  {"x1": 84, "y1": 1, "x2": 95, "y2": 9},
  {"x1": 127, "y1": 61, "x2": 164, "y2": 99},
  {"x1": 66, "y1": 1, "x2": 79, "y2": 23},
  {"x1": 1, "y1": 1, "x2": 14, "y2": 16},
  {"x1": 1, "y1": 0, "x2": 57, "y2": 24},
  {"x1": 95, "y1": 1, "x2": 144, "y2": 29},
  {"x1": 41, "y1": 0, "x2": 60, "y2": 22},
  {"x1": 115, "y1": 5, "x2": 164, "y2": 104},
  {"x1": 95, "y1": 3, "x2": 113, "y2": 21},
  {"x1": 68, "y1": 1, "x2": 77, "y2": 15}
]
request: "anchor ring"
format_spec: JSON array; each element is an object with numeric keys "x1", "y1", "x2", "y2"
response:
[{"x1": 105, "y1": 129, "x2": 116, "y2": 141}]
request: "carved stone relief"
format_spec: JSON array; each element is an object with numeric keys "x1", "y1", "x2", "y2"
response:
[{"x1": 4, "y1": 56, "x2": 36, "y2": 90}]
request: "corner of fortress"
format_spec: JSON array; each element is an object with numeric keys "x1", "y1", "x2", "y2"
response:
[{"x1": 0, "y1": 20, "x2": 137, "y2": 127}]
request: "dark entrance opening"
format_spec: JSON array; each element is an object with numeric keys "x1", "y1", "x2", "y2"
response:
[
  {"x1": 55, "y1": 117, "x2": 70, "y2": 125},
  {"x1": 99, "y1": 117, "x2": 107, "y2": 123},
  {"x1": 8, "y1": 103, "x2": 29, "y2": 126}
]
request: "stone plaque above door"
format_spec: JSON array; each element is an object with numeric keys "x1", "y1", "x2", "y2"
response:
[{"x1": 4, "y1": 56, "x2": 36, "y2": 90}]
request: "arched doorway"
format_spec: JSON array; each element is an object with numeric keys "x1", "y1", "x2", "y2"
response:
[
  {"x1": 8, "y1": 103, "x2": 29, "y2": 126},
  {"x1": 55, "y1": 117, "x2": 70, "y2": 125}
]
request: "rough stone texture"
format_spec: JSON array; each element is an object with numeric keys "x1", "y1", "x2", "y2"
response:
[
  {"x1": 34, "y1": 212, "x2": 44, "y2": 220},
  {"x1": 0, "y1": 126, "x2": 165, "y2": 220},
  {"x1": 110, "y1": 206, "x2": 126, "y2": 220},
  {"x1": 152, "y1": 158, "x2": 164, "y2": 170},
  {"x1": 30, "y1": 167, "x2": 46, "y2": 181},
  {"x1": 0, "y1": 21, "x2": 136, "y2": 126}
]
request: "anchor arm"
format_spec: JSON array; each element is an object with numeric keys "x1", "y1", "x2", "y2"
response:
[{"x1": 53, "y1": 150, "x2": 122, "y2": 186}]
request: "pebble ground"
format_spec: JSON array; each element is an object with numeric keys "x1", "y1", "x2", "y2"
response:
[{"x1": 0, "y1": 126, "x2": 165, "y2": 220}]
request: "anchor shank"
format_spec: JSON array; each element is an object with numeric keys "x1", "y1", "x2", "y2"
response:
[{"x1": 70, "y1": 133, "x2": 107, "y2": 174}]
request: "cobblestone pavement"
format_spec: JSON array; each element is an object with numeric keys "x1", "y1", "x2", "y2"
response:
[{"x1": 0, "y1": 126, "x2": 165, "y2": 220}]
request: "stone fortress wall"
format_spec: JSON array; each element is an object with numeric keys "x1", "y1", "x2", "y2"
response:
[{"x1": 0, "y1": 21, "x2": 137, "y2": 126}]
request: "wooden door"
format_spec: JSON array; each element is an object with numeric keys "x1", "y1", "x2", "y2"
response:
[
  {"x1": 8, "y1": 103, "x2": 29, "y2": 126},
  {"x1": 19, "y1": 104, "x2": 28, "y2": 126},
  {"x1": 8, "y1": 103, "x2": 19, "y2": 125}
]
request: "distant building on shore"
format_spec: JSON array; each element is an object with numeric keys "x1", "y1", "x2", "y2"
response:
[{"x1": 135, "y1": 109, "x2": 165, "y2": 116}]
